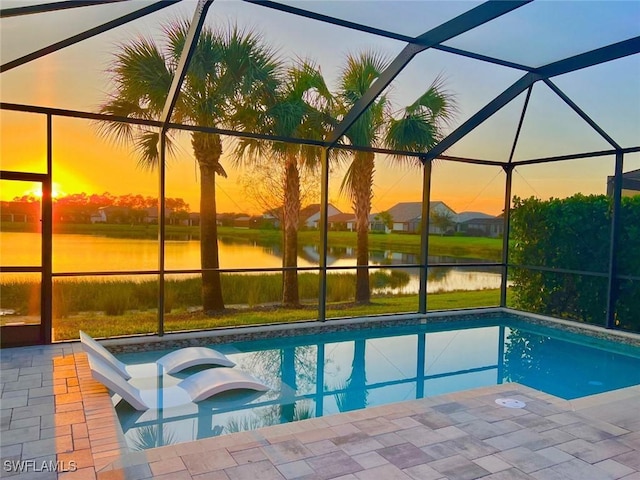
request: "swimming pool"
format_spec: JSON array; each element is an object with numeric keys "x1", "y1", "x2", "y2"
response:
[{"x1": 114, "y1": 315, "x2": 640, "y2": 450}]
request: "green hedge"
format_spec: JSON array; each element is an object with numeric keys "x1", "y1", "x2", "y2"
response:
[{"x1": 510, "y1": 194, "x2": 640, "y2": 332}]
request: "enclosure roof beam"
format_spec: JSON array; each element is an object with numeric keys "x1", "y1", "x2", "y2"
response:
[
  {"x1": 543, "y1": 78, "x2": 621, "y2": 150},
  {"x1": 423, "y1": 72, "x2": 540, "y2": 162},
  {"x1": 430, "y1": 45, "x2": 531, "y2": 72},
  {"x1": 325, "y1": 0, "x2": 532, "y2": 147},
  {"x1": 247, "y1": 1, "x2": 532, "y2": 72},
  {"x1": 507, "y1": 85, "x2": 533, "y2": 164},
  {"x1": 535, "y1": 36, "x2": 640, "y2": 79},
  {"x1": 0, "y1": 0, "x2": 128, "y2": 18},
  {"x1": 244, "y1": 0, "x2": 414, "y2": 43},
  {"x1": 160, "y1": 0, "x2": 213, "y2": 129},
  {"x1": 0, "y1": 0, "x2": 181, "y2": 73},
  {"x1": 513, "y1": 146, "x2": 640, "y2": 166}
]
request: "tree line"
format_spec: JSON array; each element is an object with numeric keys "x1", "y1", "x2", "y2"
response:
[
  {"x1": 97, "y1": 18, "x2": 455, "y2": 313},
  {"x1": 5, "y1": 192, "x2": 190, "y2": 224}
]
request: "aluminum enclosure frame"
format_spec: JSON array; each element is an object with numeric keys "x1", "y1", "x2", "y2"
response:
[{"x1": 1, "y1": 0, "x2": 638, "y2": 344}]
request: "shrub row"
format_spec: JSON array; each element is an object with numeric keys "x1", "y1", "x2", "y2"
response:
[{"x1": 510, "y1": 194, "x2": 639, "y2": 332}]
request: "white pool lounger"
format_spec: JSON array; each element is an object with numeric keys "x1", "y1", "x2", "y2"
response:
[
  {"x1": 79, "y1": 331, "x2": 235, "y2": 379},
  {"x1": 87, "y1": 354, "x2": 269, "y2": 410}
]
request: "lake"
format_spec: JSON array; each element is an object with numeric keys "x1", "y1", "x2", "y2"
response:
[{"x1": 1, "y1": 232, "x2": 501, "y2": 293}]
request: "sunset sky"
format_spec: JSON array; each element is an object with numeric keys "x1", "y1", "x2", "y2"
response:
[{"x1": 1, "y1": 0, "x2": 639, "y2": 216}]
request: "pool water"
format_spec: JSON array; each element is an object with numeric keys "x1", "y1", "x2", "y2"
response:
[{"x1": 114, "y1": 317, "x2": 640, "y2": 450}]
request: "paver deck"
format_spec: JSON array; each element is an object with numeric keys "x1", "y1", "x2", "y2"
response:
[{"x1": 1, "y1": 342, "x2": 639, "y2": 480}]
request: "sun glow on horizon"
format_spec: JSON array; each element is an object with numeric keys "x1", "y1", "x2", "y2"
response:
[{"x1": 25, "y1": 182, "x2": 64, "y2": 200}]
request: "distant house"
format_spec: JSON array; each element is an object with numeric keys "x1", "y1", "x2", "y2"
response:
[
  {"x1": 258, "y1": 211, "x2": 281, "y2": 229},
  {"x1": 453, "y1": 211, "x2": 494, "y2": 225},
  {"x1": 453, "y1": 211, "x2": 493, "y2": 235},
  {"x1": 142, "y1": 206, "x2": 173, "y2": 224},
  {"x1": 367, "y1": 213, "x2": 389, "y2": 233},
  {"x1": 216, "y1": 213, "x2": 252, "y2": 228},
  {"x1": 374, "y1": 201, "x2": 456, "y2": 234},
  {"x1": 95, "y1": 206, "x2": 131, "y2": 224},
  {"x1": 607, "y1": 169, "x2": 640, "y2": 197},
  {"x1": 327, "y1": 212, "x2": 356, "y2": 231},
  {"x1": 457, "y1": 215, "x2": 504, "y2": 237},
  {"x1": 216, "y1": 213, "x2": 238, "y2": 227},
  {"x1": 188, "y1": 212, "x2": 200, "y2": 227},
  {"x1": 233, "y1": 216, "x2": 251, "y2": 228},
  {"x1": 249, "y1": 213, "x2": 279, "y2": 229},
  {"x1": 301, "y1": 204, "x2": 341, "y2": 229}
]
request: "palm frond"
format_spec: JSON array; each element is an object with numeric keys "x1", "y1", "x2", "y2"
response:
[
  {"x1": 95, "y1": 97, "x2": 142, "y2": 145},
  {"x1": 339, "y1": 161, "x2": 355, "y2": 199},
  {"x1": 405, "y1": 75, "x2": 457, "y2": 128},
  {"x1": 339, "y1": 50, "x2": 389, "y2": 98},
  {"x1": 110, "y1": 37, "x2": 173, "y2": 114},
  {"x1": 386, "y1": 75, "x2": 457, "y2": 162},
  {"x1": 337, "y1": 52, "x2": 390, "y2": 147},
  {"x1": 134, "y1": 130, "x2": 161, "y2": 170},
  {"x1": 130, "y1": 425, "x2": 176, "y2": 450}
]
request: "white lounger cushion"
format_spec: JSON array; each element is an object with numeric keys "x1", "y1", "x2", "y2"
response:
[
  {"x1": 80, "y1": 331, "x2": 131, "y2": 380},
  {"x1": 157, "y1": 347, "x2": 235, "y2": 374},
  {"x1": 178, "y1": 367, "x2": 270, "y2": 402},
  {"x1": 88, "y1": 355, "x2": 149, "y2": 410},
  {"x1": 79, "y1": 331, "x2": 235, "y2": 379},
  {"x1": 87, "y1": 353, "x2": 269, "y2": 410}
]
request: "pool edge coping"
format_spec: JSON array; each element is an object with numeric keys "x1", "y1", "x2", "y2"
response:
[{"x1": 93, "y1": 307, "x2": 640, "y2": 353}]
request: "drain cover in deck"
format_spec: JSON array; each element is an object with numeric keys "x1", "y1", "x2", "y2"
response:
[{"x1": 495, "y1": 398, "x2": 526, "y2": 408}]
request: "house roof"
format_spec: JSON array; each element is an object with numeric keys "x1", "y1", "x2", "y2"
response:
[
  {"x1": 299, "y1": 204, "x2": 320, "y2": 220},
  {"x1": 383, "y1": 201, "x2": 454, "y2": 223},
  {"x1": 384, "y1": 202, "x2": 423, "y2": 222},
  {"x1": 299, "y1": 204, "x2": 340, "y2": 221},
  {"x1": 453, "y1": 211, "x2": 494, "y2": 223},
  {"x1": 327, "y1": 213, "x2": 355, "y2": 223},
  {"x1": 607, "y1": 169, "x2": 640, "y2": 194},
  {"x1": 461, "y1": 216, "x2": 503, "y2": 225}
]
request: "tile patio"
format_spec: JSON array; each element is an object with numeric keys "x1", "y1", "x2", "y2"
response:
[{"x1": 1, "y1": 342, "x2": 639, "y2": 480}]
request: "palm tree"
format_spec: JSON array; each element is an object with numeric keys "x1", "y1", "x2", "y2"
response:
[
  {"x1": 338, "y1": 52, "x2": 454, "y2": 303},
  {"x1": 337, "y1": 52, "x2": 391, "y2": 304},
  {"x1": 334, "y1": 339, "x2": 368, "y2": 412},
  {"x1": 98, "y1": 20, "x2": 279, "y2": 313},
  {"x1": 234, "y1": 60, "x2": 334, "y2": 306}
]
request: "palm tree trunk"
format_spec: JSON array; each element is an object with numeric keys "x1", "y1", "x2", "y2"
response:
[
  {"x1": 282, "y1": 155, "x2": 300, "y2": 306},
  {"x1": 346, "y1": 339, "x2": 368, "y2": 411},
  {"x1": 280, "y1": 347, "x2": 297, "y2": 422},
  {"x1": 353, "y1": 152, "x2": 374, "y2": 304},
  {"x1": 193, "y1": 132, "x2": 224, "y2": 313}
]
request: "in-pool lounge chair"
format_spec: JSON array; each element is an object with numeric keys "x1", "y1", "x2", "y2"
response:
[
  {"x1": 88, "y1": 353, "x2": 269, "y2": 410},
  {"x1": 79, "y1": 331, "x2": 235, "y2": 379}
]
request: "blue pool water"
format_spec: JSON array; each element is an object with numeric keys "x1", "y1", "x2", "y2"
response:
[{"x1": 114, "y1": 316, "x2": 640, "y2": 450}]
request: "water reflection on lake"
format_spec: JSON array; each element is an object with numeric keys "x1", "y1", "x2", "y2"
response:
[{"x1": 1, "y1": 232, "x2": 501, "y2": 292}]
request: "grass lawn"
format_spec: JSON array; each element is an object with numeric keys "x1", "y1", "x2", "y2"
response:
[{"x1": 52, "y1": 288, "x2": 504, "y2": 341}]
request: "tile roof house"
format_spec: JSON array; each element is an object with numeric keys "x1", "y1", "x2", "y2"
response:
[
  {"x1": 327, "y1": 212, "x2": 357, "y2": 231},
  {"x1": 301, "y1": 204, "x2": 342, "y2": 228},
  {"x1": 457, "y1": 215, "x2": 504, "y2": 237},
  {"x1": 371, "y1": 201, "x2": 456, "y2": 234}
]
